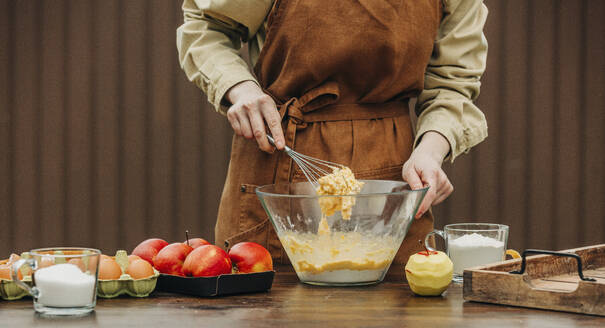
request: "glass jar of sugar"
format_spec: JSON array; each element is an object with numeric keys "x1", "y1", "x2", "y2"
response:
[
  {"x1": 424, "y1": 224, "x2": 519, "y2": 283},
  {"x1": 12, "y1": 247, "x2": 100, "y2": 316}
]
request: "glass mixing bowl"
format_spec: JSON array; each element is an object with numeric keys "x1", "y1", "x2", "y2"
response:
[{"x1": 256, "y1": 180, "x2": 428, "y2": 286}]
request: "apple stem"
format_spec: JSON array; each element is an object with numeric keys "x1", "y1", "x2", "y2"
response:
[
  {"x1": 419, "y1": 240, "x2": 428, "y2": 253},
  {"x1": 419, "y1": 240, "x2": 432, "y2": 256},
  {"x1": 418, "y1": 239, "x2": 437, "y2": 256},
  {"x1": 186, "y1": 230, "x2": 190, "y2": 247}
]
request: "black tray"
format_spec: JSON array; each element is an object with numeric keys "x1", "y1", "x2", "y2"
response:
[{"x1": 155, "y1": 271, "x2": 275, "y2": 297}]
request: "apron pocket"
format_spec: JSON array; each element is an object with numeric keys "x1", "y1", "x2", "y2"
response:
[{"x1": 225, "y1": 184, "x2": 269, "y2": 249}]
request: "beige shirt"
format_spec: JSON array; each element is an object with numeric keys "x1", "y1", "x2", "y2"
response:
[{"x1": 176, "y1": 0, "x2": 488, "y2": 162}]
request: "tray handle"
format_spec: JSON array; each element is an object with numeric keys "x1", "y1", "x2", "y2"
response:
[{"x1": 509, "y1": 249, "x2": 596, "y2": 282}]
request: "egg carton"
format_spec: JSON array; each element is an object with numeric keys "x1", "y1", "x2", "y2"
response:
[
  {"x1": 97, "y1": 273, "x2": 159, "y2": 298},
  {"x1": 0, "y1": 251, "x2": 159, "y2": 300},
  {"x1": 97, "y1": 250, "x2": 159, "y2": 298},
  {"x1": 0, "y1": 253, "x2": 33, "y2": 301},
  {"x1": 0, "y1": 277, "x2": 31, "y2": 301}
]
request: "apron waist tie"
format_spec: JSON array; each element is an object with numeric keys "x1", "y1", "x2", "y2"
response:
[{"x1": 273, "y1": 82, "x2": 409, "y2": 184}]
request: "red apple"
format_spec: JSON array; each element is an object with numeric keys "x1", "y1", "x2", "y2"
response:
[
  {"x1": 153, "y1": 243, "x2": 193, "y2": 276},
  {"x1": 132, "y1": 238, "x2": 169, "y2": 265},
  {"x1": 228, "y1": 242, "x2": 273, "y2": 273},
  {"x1": 183, "y1": 237, "x2": 211, "y2": 249},
  {"x1": 182, "y1": 245, "x2": 232, "y2": 277}
]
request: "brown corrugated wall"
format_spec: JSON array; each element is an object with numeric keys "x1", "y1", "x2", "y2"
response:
[{"x1": 1, "y1": 0, "x2": 604, "y2": 256}]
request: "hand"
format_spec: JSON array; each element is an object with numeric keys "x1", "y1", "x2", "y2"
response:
[
  {"x1": 225, "y1": 81, "x2": 285, "y2": 152},
  {"x1": 402, "y1": 131, "x2": 453, "y2": 219}
]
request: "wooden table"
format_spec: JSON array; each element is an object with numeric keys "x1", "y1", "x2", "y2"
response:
[{"x1": 1, "y1": 270, "x2": 604, "y2": 327}]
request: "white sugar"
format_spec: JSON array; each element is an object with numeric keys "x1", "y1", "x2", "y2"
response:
[
  {"x1": 449, "y1": 233, "x2": 504, "y2": 248},
  {"x1": 448, "y1": 233, "x2": 505, "y2": 275},
  {"x1": 35, "y1": 263, "x2": 96, "y2": 308}
]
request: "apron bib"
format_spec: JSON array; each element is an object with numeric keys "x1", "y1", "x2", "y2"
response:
[{"x1": 216, "y1": 0, "x2": 442, "y2": 280}]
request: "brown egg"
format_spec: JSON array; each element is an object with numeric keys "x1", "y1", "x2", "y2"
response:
[
  {"x1": 128, "y1": 254, "x2": 142, "y2": 264},
  {"x1": 38, "y1": 256, "x2": 54, "y2": 269},
  {"x1": 126, "y1": 259, "x2": 154, "y2": 279},
  {"x1": 0, "y1": 254, "x2": 21, "y2": 280},
  {"x1": 0, "y1": 264, "x2": 12, "y2": 280},
  {"x1": 0, "y1": 263, "x2": 23, "y2": 281},
  {"x1": 68, "y1": 258, "x2": 86, "y2": 272},
  {"x1": 7, "y1": 254, "x2": 20, "y2": 265},
  {"x1": 87, "y1": 256, "x2": 99, "y2": 274},
  {"x1": 98, "y1": 258, "x2": 122, "y2": 280}
]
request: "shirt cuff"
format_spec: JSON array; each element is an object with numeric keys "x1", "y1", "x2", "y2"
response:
[
  {"x1": 414, "y1": 104, "x2": 488, "y2": 163},
  {"x1": 211, "y1": 70, "x2": 260, "y2": 115}
]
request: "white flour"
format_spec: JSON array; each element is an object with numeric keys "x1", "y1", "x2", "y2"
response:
[
  {"x1": 447, "y1": 233, "x2": 504, "y2": 275},
  {"x1": 35, "y1": 263, "x2": 96, "y2": 307}
]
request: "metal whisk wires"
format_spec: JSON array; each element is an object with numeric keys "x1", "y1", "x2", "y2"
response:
[{"x1": 267, "y1": 135, "x2": 344, "y2": 189}]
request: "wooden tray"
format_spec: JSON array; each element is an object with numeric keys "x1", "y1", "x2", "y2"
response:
[{"x1": 463, "y1": 244, "x2": 605, "y2": 316}]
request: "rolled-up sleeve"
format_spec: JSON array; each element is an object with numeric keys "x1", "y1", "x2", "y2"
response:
[
  {"x1": 414, "y1": 0, "x2": 489, "y2": 162},
  {"x1": 176, "y1": 0, "x2": 272, "y2": 114}
]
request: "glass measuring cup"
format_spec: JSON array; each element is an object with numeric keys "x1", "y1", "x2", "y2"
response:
[
  {"x1": 12, "y1": 247, "x2": 101, "y2": 316},
  {"x1": 425, "y1": 223, "x2": 520, "y2": 283}
]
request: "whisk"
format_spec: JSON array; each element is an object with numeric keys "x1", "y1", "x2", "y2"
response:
[{"x1": 267, "y1": 135, "x2": 344, "y2": 189}]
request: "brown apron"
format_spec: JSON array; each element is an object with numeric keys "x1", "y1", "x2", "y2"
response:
[{"x1": 216, "y1": 0, "x2": 442, "y2": 280}]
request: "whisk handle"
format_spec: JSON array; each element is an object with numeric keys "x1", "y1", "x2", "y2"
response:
[
  {"x1": 267, "y1": 135, "x2": 292, "y2": 152},
  {"x1": 267, "y1": 135, "x2": 276, "y2": 145}
]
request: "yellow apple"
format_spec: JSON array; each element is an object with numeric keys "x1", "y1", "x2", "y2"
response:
[{"x1": 405, "y1": 250, "x2": 453, "y2": 296}]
